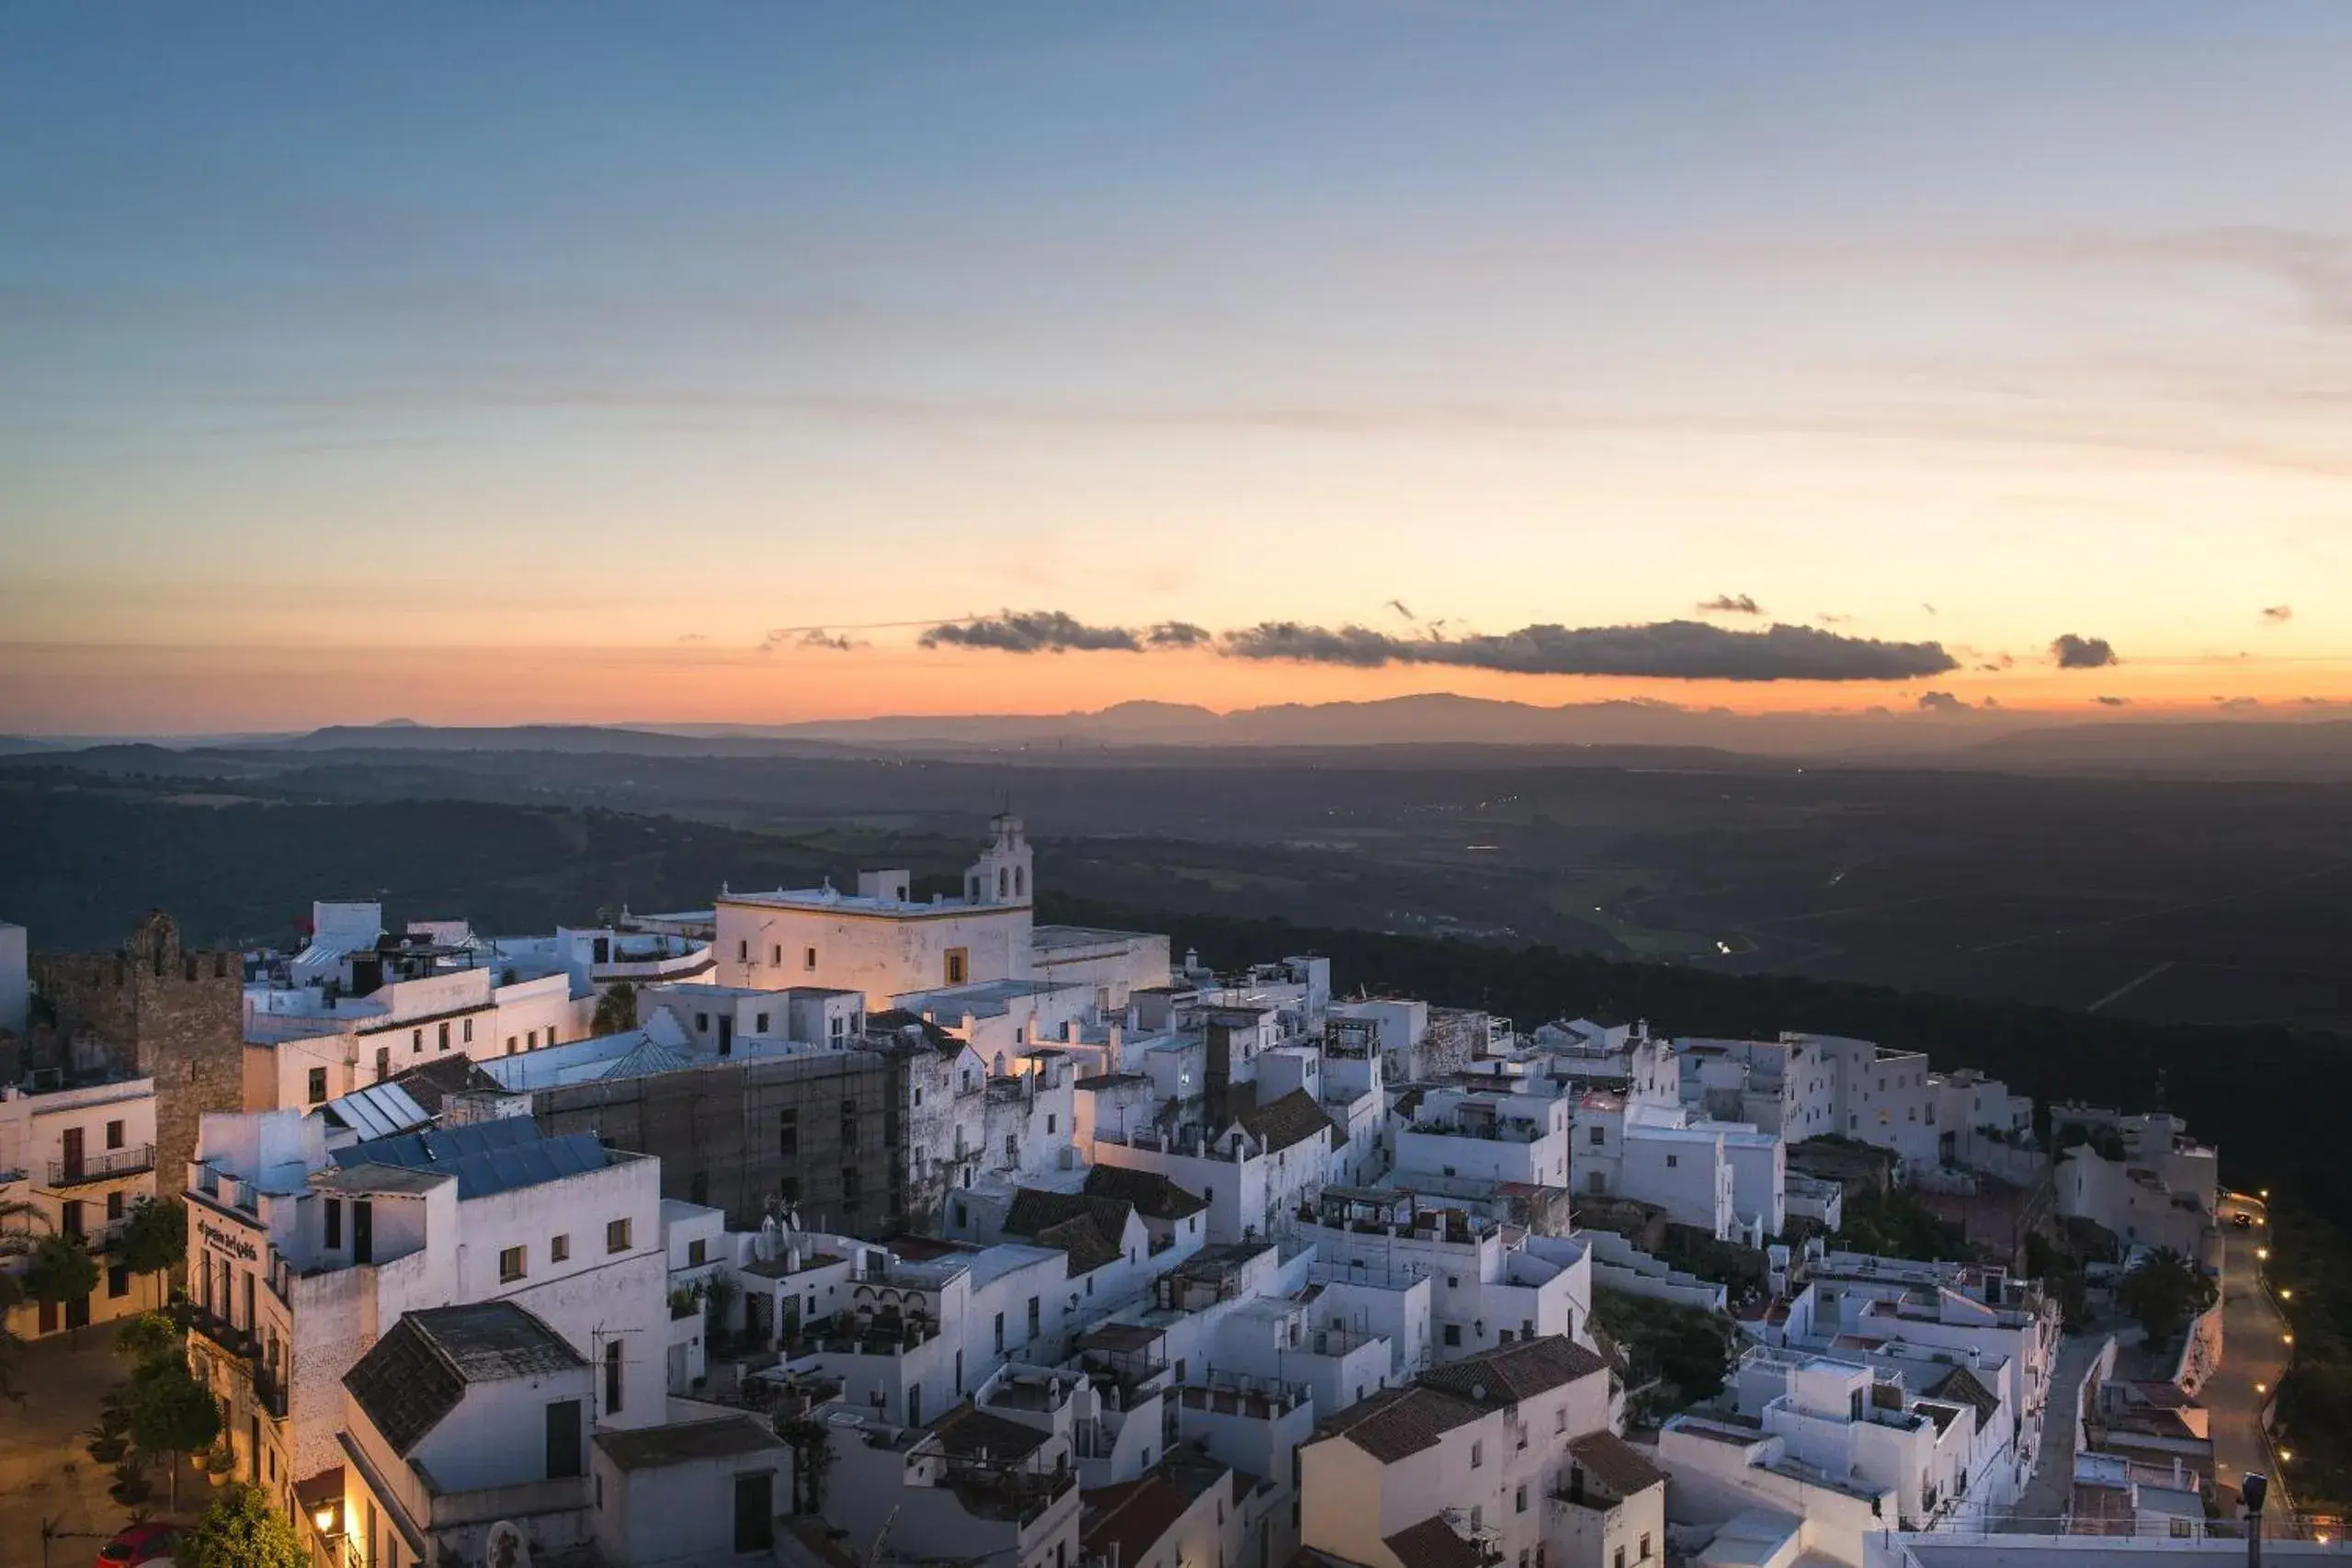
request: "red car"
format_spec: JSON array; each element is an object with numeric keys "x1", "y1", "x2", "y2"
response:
[{"x1": 95, "y1": 1522, "x2": 176, "y2": 1568}]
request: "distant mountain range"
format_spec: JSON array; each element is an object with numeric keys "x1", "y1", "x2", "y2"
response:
[{"x1": 11, "y1": 696, "x2": 2352, "y2": 776}]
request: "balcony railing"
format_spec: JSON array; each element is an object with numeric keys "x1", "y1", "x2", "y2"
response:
[
  {"x1": 49, "y1": 1144, "x2": 156, "y2": 1187},
  {"x1": 180, "y1": 1301, "x2": 263, "y2": 1363}
]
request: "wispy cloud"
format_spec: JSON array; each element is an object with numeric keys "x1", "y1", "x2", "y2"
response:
[
  {"x1": 1698, "y1": 593, "x2": 1765, "y2": 616},
  {"x1": 2262, "y1": 604, "x2": 2293, "y2": 623}
]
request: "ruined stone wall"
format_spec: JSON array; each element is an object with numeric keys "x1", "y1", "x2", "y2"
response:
[
  {"x1": 1417, "y1": 1007, "x2": 1492, "y2": 1081},
  {"x1": 33, "y1": 911, "x2": 245, "y2": 1191}
]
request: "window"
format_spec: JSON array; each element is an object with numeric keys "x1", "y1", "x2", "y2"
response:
[
  {"x1": 412, "y1": 1028, "x2": 424, "y2": 1055},
  {"x1": 500, "y1": 1245, "x2": 528, "y2": 1283},
  {"x1": 551, "y1": 1233, "x2": 571, "y2": 1263},
  {"x1": 945, "y1": 948, "x2": 969, "y2": 985},
  {"x1": 1046, "y1": 1114, "x2": 1057, "y2": 1135},
  {"x1": 1470, "y1": 1441, "x2": 1483, "y2": 1469},
  {"x1": 1515, "y1": 1485, "x2": 1527, "y2": 1514},
  {"x1": 462, "y1": 1017, "x2": 472, "y2": 1043},
  {"x1": 1555, "y1": 1406, "x2": 1566, "y2": 1433},
  {"x1": 994, "y1": 1312, "x2": 1006, "y2": 1353},
  {"x1": 688, "y1": 1238, "x2": 708, "y2": 1267},
  {"x1": 696, "y1": 1012, "x2": 710, "y2": 1033},
  {"x1": 307, "y1": 1066, "x2": 328, "y2": 1105},
  {"x1": 1027, "y1": 1295, "x2": 1040, "y2": 1339},
  {"x1": 506, "y1": 1036, "x2": 517, "y2": 1055},
  {"x1": 106, "y1": 1119, "x2": 125, "y2": 1150},
  {"x1": 109, "y1": 1264, "x2": 131, "y2": 1299},
  {"x1": 377, "y1": 1046, "x2": 392, "y2": 1081},
  {"x1": 437, "y1": 1022, "x2": 450, "y2": 1052},
  {"x1": 604, "y1": 1340, "x2": 625, "y2": 1414},
  {"x1": 756, "y1": 1013, "x2": 770, "y2": 1034},
  {"x1": 1589, "y1": 1125, "x2": 1605, "y2": 1145},
  {"x1": 1443, "y1": 1324, "x2": 1461, "y2": 1346},
  {"x1": 1640, "y1": 1534, "x2": 1653, "y2": 1562},
  {"x1": 738, "y1": 939, "x2": 750, "y2": 962},
  {"x1": 547, "y1": 1025, "x2": 559, "y2": 1045},
  {"x1": 325, "y1": 1199, "x2": 343, "y2": 1249},
  {"x1": 1665, "y1": 1153, "x2": 1678, "y2": 1168},
  {"x1": 778, "y1": 1109, "x2": 799, "y2": 1157},
  {"x1": 804, "y1": 947, "x2": 817, "y2": 971},
  {"x1": 607, "y1": 1218, "x2": 632, "y2": 1254},
  {"x1": 1613, "y1": 1551, "x2": 1625, "y2": 1568},
  {"x1": 528, "y1": 1029, "x2": 540, "y2": 1050},
  {"x1": 771, "y1": 944, "x2": 782, "y2": 967}
]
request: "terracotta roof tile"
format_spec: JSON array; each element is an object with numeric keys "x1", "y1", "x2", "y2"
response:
[
  {"x1": 1383, "y1": 1518, "x2": 1488, "y2": 1568},
  {"x1": 1418, "y1": 1336, "x2": 1608, "y2": 1404},
  {"x1": 1565, "y1": 1432, "x2": 1667, "y2": 1498}
]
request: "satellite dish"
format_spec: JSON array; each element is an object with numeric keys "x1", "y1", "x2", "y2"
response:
[{"x1": 486, "y1": 1521, "x2": 532, "y2": 1568}]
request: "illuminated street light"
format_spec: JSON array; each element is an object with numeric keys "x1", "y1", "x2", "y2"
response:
[
  {"x1": 2257, "y1": 1247, "x2": 2269, "y2": 1260},
  {"x1": 2256, "y1": 1381, "x2": 2267, "y2": 1393},
  {"x1": 2284, "y1": 1333, "x2": 2294, "y2": 1345},
  {"x1": 2281, "y1": 1289, "x2": 2294, "y2": 1301},
  {"x1": 314, "y1": 1506, "x2": 336, "y2": 1532}
]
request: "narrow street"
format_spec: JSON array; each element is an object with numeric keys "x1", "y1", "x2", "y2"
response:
[
  {"x1": 2208, "y1": 1193, "x2": 2292, "y2": 1511},
  {"x1": 2002, "y1": 1332, "x2": 2107, "y2": 1532}
]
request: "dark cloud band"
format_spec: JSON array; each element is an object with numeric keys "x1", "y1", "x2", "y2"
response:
[{"x1": 1221, "y1": 618, "x2": 1957, "y2": 682}]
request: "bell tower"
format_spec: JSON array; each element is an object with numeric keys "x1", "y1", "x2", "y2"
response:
[{"x1": 965, "y1": 814, "x2": 1033, "y2": 907}]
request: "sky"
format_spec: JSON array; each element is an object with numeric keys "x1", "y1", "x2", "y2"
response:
[{"x1": 5, "y1": 4, "x2": 2352, "y2": 734}]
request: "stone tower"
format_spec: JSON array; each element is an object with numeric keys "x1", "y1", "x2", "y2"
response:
[{"x1": 33, "y1": 910, "x2": 246, "y2": 1193}]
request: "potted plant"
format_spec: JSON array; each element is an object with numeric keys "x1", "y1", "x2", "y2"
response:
[
  {"x1": 204, "y1": 1443, "x2": 237, "y2": 1486},
  {"x1": 86, "y1": 1417, "x2": 131, "y2": 1465},
  {"x1": 109, "y1": 1459, "x2": 153, "y2": 1506}
]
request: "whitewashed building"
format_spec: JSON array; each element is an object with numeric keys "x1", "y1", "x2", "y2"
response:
[
  {"x1": 1, "y1": 1068, "x2": 162, "y2": 1337},
  {"x1": 1300, "y1": 1336, "x2": 1656, "y2": 1568},
  {"x1": 183, "y1": 1110, "x2": 668, "y2": 1514}
]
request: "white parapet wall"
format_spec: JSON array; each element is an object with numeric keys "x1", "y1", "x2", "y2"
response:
[{"x1": 1577, "y1": 1228, "x2": 1731, "y2": 1313}]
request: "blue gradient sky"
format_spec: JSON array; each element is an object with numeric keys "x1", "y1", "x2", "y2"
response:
[{"x1": 6, "y1": 4, "x2": 2351, "y2": 730}]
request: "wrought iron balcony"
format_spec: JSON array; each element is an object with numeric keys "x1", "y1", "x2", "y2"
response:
[{"x1": 49, "y1": 1144, "x2": 156, "y2": 1187}]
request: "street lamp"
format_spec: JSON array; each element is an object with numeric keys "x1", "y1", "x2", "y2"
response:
[
  {"x1": 2281, "y1": 1289, "x2": 2294, "y2": 1301},
  {"x1": 2257, "y1": 1247, "x2": 2269, "y2": 1260}
]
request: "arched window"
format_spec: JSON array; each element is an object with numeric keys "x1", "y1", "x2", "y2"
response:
[
  {"x1": 997, "y1": 867, "x2": 1008, "y2": 898},
  {"x1": 1013, "y1": 866, "x2": 1026, "y2": 897}
]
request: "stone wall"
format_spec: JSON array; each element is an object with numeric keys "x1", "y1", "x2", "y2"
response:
[
  {"x1": 33, "y1": 910, "x2": 245, "y2": 1190},
  {"x1": 528, "y1": 1050, "x2": 902, "y2": 1235}
]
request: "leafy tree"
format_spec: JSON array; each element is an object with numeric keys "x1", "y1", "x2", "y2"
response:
[
  {"x1": 114, "y1": 1310, "x2": 184, "y2": 1369},
  {"x1": 21, "y1": 1232, "x2": 99, "y2": 1310},
  {"x1": 181, "y1": 1483, "x2": 303, "y2": 1568},
  {"x1": 126, "y1": 1357, "x2": 220, "y2": 1509},
  {"x1": 2116, "y1": 1247, "x2": 2219, "y2": 1344},
  {"x1": 116, "y1": 1198, "x2": 187, "y2": 1303},
  {"x1": 1838, "y1": 1188, "x2": 1971, "y2": 1264},
  {"x1": 591, "y1": 980, "x2": 639, "y2": 1036}
]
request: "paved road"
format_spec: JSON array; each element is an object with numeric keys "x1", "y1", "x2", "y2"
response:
[
  {"x1": 2003, "y1": 1332, "x2": 2108, "y2": 1532},
  {"x1": 0, "y1": 1328, "x2": 204, "y2": 1568},
  {"x1": 2209, "y1": 1194, "x2": 2292, "y2": 1511}
]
